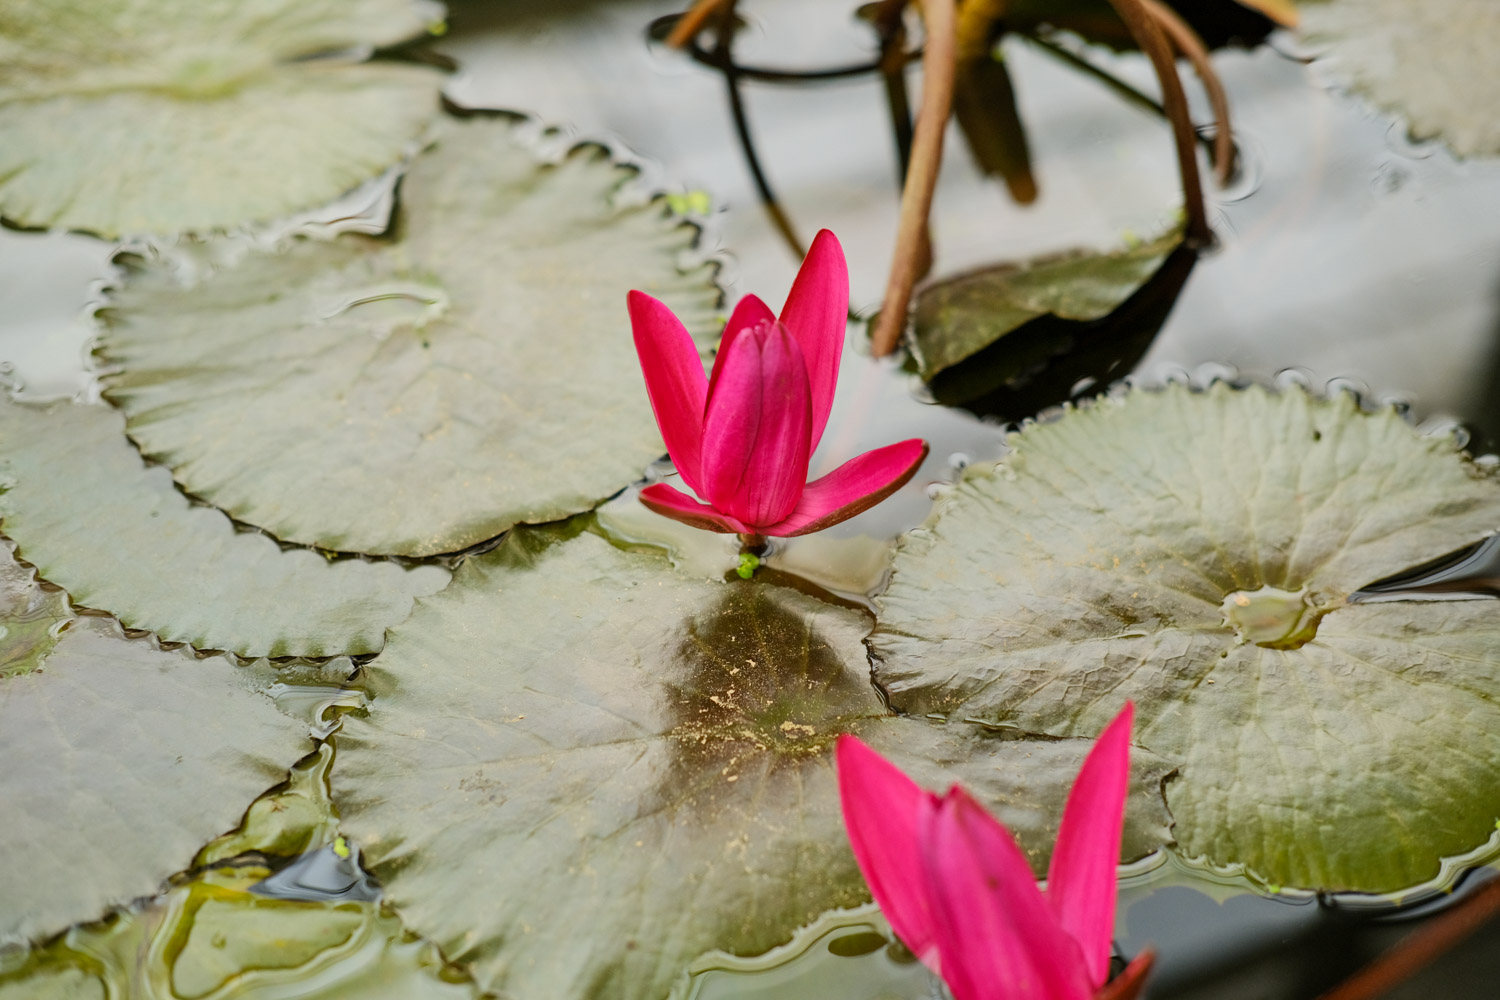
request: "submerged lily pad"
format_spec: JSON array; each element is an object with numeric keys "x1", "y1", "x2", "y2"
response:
[
  {"x1": 97, "y1": 114, "x2": 722, "y2": 558},
  {"x1": 1298, "y1": 0, "x2": 1500, "y2": 158},
  {"x1": 0, "y1": 399, "x2": 449, "y2": 657},
  {"x1": 0, "y1": 546, "x2": 311, "y2": 944},
  {"x1": 907, "y1": 225, "x2": 1186, "y2": 384},
  {"x1": 0, "y1": 866, "x2": 481, "y2": 1000},
  {"x1": 335, "y1": 527, "x2": 1174, "y2": 1000},
  {"x1": 0, "y1": 0, "x2": 445, "y2": 237},
  {"x1": 871, "y1": 382, "x2": 1500, "y2": 892}
]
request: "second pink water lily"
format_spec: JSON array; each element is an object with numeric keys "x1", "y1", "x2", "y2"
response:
[
  {"x1": 837, "y1": 703, "x2": 1153, "y2": 1000},
  {"x1": 627, "y1": 230, "x2": 928, "y2": 537}
]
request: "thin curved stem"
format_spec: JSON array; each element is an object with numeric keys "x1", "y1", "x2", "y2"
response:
[
  {"x1": 870, "y1": 0, "x2": 957, "y2": 358},
  {"x1": 869, "y1": 0, "x2": 915, "y2": 186},
  {"x1": 665, "y1": 0, "x2": 729, "y2": 49},
  {"x1": 1023, "y1": 32, "x2": 1221, "y2": 160},
  {"x1": 1315, "y1": 876, "x2": 1500, "y2": 1000},
  {"x1": 709, "y1": 3, "x2": 805, "y2": 259},
  {"x1": 1098, "y1": 0, "x2": 1212, "y2": 246},
  {"x1": 1141, "y1": 0, "x2": 1235, "y2": 186}
]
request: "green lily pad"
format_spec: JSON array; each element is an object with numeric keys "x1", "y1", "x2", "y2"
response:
[
  {"x1": 0, "y1": 546, "x2": 311, "y2": 944},
  {"x1": 0, "y1": 867, "x2": 482, "y2": 1000},
  {"x1": 871, "y1": 381, "x2": 1500, "y2": 893},
  {"x1": 0, "y1": 398, "x2": 450, "y2": 657},
  {"x1": 907, "y1": 224, "x2": 1186, "y2": 383},
  {"x1": 96, "y1": 114, "x2": 722, "y2": 558},
  {"x1": 335, "y1": 525, "x2": 1174, "y2": 1000},
  {"x1": 0, "y1": 0, "x2": 445, "y2": 237},
  {"x1": 1298, "y1": 0, "x2": 1500, "y2": 158}
]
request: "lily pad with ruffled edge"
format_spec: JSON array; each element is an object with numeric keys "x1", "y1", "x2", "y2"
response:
[
  {"x1": 0, "y1": 0, "x2": 446, "y2": 238},
  {"x1": 0, "y1": 544, "x2": 312, "y2": 944},
  {"x1": 95, "y1": 113, "x2": 723, "y2": 558},
  {"x1": 0, "y1": 398, "x2": 449, "y2": 657},
  {"x1": 870, "y1": 381, "x2": 1500, "y2": 893},
  {"x1": 334, "y1": 525, "x2": 1175, "y2": 1000},
  {"x1": 1297, "y1": 0, "x2": 1500, "y2": 159},
  {"x1": 906, "y1": 225, "x2": 1192, "y2": 416}
]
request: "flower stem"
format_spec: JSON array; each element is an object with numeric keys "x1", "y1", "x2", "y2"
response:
[
  {"x1": 1314, "y1": 875, "x2": 1500, "y2": 1000},
  {"x1": 710, "y1": 3, "x2": 806, "y2": 259},
  {"x1": 870, "y1": 0, "x2": 957, "y2": 358},
  {"x1": 1141, "y1": 0, "x2": 1236, "y2": 186},
  {"x1": 1098, "y1": 0, "x2": 1212, "y2": 246},
  {"x1": 665, "y1": 0, "x2": 729, "y2": 49},
  {"x1": 737, "y1": 533, "x2": 768, "y2": 555},
  {"x1": 866, "y1": 1, "x2": 915, "y2": 188}
]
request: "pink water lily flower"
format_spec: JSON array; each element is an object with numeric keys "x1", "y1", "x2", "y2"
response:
[
  {"x1": 627, "y1": 230, "x2": 928, "y2": 538},
  {"x1": 836, "y1": 703, "x2": 1154, "y2": 1000}
]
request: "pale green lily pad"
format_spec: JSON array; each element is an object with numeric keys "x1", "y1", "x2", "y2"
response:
[
  {"x1": 335, "y1": 526, "x2": 1175, "y2": 1000},
  {"x1": 0, "y1": 546, "x2": 311, "y2": 944},
  {"x1": 97, "y1": 114, "x2": 722, "y2": 558},
  {"x1": 0, "y1": 0, "x2": 445, "y2": 237},
  {"x1": 908, "y1": 224, "x2": 1185, "y2": 381},
  {"x1": 0, "y1": 398, "x2": 450, "y2": 657},
  {"x1": 0, "y1": 867, "x2": 481, "y2": 1000},
  {"x1": 871, "y1": 381, "x2": 1500, "y2": 893},
  {"x1": 1299, "y1": 0, "x2": 1500, "y2": 158}
]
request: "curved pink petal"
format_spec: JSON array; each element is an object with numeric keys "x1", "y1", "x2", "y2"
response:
[
  {"x1": 778, "y1": 229, "x2": 848, "y2": 450},
  {"x1": 835, "y1": 735, "x2": 941, "y2": 969},
  {"x1": 699, "y1": 324, "x2": 812, "y2": 528},
  {"x1": 638, "y1": 483, "x2": 750, "y2": 534},
  {"x1": 1095, "y1": 950, "x2": 1154, "y2": 1000},
  {"x1": 1046, "y1": 703, "x2": 1134, "y2": 990},
  {"x1": 924, "y1": 789, "x2": 1093, "y2": 1000},
  {"x1": 627, "y1": 290, "x2": 708, "y2": 493},
  {"x1": 762, "y1": 439, "x2": 928, "y2": 537},
  {"x1": 707, "y1": 294, "x2": 776, "y2": 407}
]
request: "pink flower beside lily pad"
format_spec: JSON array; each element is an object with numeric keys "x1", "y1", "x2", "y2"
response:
[
  {"x1": 836, "y1": 703, "x2": 1153, "y2": 1000},
  {"x1": 627, "y1": 230, "x2": 928, "y2": 537}
]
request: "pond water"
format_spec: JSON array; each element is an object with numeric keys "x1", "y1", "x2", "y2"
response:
[{"x1": 2, "y1": 0, "x2": 1499, "y2": 998}]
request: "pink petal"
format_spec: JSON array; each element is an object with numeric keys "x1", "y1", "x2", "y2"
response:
[
  {"x1": 707, "y1": 294, "x2": 776, "y2": 407},
  {"x1": 698, "y1": 324, "x2": 812, "y2": 528},
  {"x1": 627, "y1": 290, "x2": 709, "y2": 494},
  {"x1": 924, "y1": 789, "x2": 1093, "y2": 1000},
  {"x1": 1046, "y1": 703, "x2": 1134, "y2": 990},
  {"x1": 761, "y1": 439, "x2": 928, "y2": 537},
  {"x1": 778, "y1": 229, "x2": 848, "y2": 451},
  {"x1": 1095, "y1": 950, "x2": 1154, "y2": 1000},
  {"x1": 835, "y1": 735, "x2": 942, "y2": 968},
  {"x1": 637, "y1": 483, "x2": 750, "y2": 534}
]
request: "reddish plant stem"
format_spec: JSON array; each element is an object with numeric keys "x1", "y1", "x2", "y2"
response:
[
  {"x1": 1315, "y1": 876, "x2": 1500, "y2": 1000},
  {"x1": 870, "y1": 0, "x2": 957, "y2": 358},
  {"x1": 737, "y1": 533, "x2": 768, "y2": 555},
  {"x1": 665, "y1": 0, "x2": 730, "y2": 49},
  {"x1": 1141, "y1": 0, "x2": 1236, "y2": 186},
  {"x1": 1098, "y1": 0, "x2": 1211, "y2": 246}
]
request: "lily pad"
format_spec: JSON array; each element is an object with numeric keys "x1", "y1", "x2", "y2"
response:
[
  {"x1": 335, "y1": 526, "x2": 1174, "y2": 1000},
  {"x1": 1298, "y1": 0, "x2": 1500, "y2": 158},
  {"x1": 0, "y1": 398, "x2": 449, "y2": 657},
  {"x1": 0, "y1": 867, "x2": 482, "y2": 1000},
  {"x1": 907, "y1": 225, "x2": 1187, "y2": 386},
  {"x1": 97, "y1": 114, "x2": 723, "y2": 558},
  {"x1": 0, "y1": 0, "x2": 445, "y2": 237},
  {"x1": 0, "y1": 546, "x2": 311, "y2": 944},
  {"x1": 870, "y1": 381, "x2": 1500, "y2": 893}
]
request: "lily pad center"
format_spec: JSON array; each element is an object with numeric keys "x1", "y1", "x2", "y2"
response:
[{"x1": 1221, "y1": 585, "x2": 1334, "y2": 650}]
